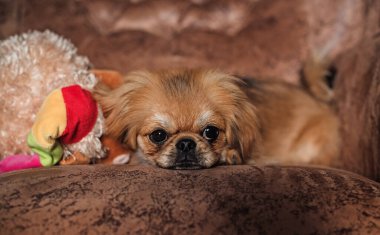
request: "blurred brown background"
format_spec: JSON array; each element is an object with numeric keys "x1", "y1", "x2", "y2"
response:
[{"x1": 0, "y1": 0, "x2": 379, "y2": 180}]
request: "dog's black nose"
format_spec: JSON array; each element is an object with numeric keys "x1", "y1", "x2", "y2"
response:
[
  {"x1": 176, "y1": 138, "x2": 196, "y2": 153},
  {"x1": 175, "y1": 138, "x2": 199, "y2": 169}
]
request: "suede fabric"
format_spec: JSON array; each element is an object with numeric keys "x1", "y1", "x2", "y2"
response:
[{"x1": 1, "y1": 165, "x2": 380, "y2": 234}]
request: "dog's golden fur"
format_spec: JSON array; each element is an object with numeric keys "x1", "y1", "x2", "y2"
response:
[
  {"x1": 94, "y1": 66, "x2": 340, "y2": 169},
  {"x1": 241, "y1": 78, "x2": 339, "y2": 165}
]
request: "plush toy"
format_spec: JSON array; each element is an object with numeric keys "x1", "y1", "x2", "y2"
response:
[
  {"x1": 0, "y1": 30, "x2": 129, "y2": 173},
  {"x1": 27, "y1": 84, "x2": 103, "y2": 166},
  {"x1": 0, "y1": 81, "x2": 130, "y2": 173}
]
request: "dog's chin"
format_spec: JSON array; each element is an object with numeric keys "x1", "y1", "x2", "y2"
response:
[
  {"x1": 139, "y1": 144, "x2": 221, "y2": 170},
  {"x1": 155, "y1": 159, "x2": 205, "y2": 170},
  {"x1": 170, "y1": 162, "x2": 203, "y2": 170},
  {"x1": 154, "y1": 155, "x2": 217, "y2": 170}
]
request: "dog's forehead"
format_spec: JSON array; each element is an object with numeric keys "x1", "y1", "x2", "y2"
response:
[
  {"x1": 147, "y1": 108, "x2": 223, "y2": 132},
  {"x1": 158, "y1": 71, "x2": 203, "y2": 100},
  {"x1": 195, "y1": 110, "x2": 214, "y2": 126},
  {"x1": 162, "y1": 71, "x2": 194, "y2": 91},
  {"x1": 142, "y1": 70, "x2": 228, "y2": 130},
  {"x1": 149, "y1": 109, "x2": 207, "y2": 130},
  {"x1": 150, "y1": 113, "x2": 173, "y2": 129},
  {"x1": 147, "y1": 105, "x2": 210, "y2": 126}
]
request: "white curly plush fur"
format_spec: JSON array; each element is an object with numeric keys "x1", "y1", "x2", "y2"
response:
[{"x1": 0, "y1": 30, "x2": 106, "y2": 160}]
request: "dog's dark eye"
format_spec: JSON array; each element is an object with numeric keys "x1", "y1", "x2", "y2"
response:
[
  {"x1": 202, "y1": 126, "x2": 219, "y2": 142},
  {"x1": 149, "y1": 129, "x2": 168, "y2": 144}
]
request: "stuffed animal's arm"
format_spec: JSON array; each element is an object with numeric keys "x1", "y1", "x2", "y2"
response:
[{"x1": 27, "y1": 89, "x2": 67, "y2": 166}]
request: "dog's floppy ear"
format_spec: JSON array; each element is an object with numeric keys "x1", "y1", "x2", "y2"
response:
[
  {"x1": 92, "y1": 69, "x2": 136, "y2": 149},
  {"x1": 220, "y1": 76, "x2": 262, "y2": 162},
  {"x1": 225, "y1": 97, "x2": 261, "y2": 162},
  {"x1": 92, "y1": 70, "x2": 151, "y2": 151},
  {"x1": 92, "y1": 69, "x2": 125, "y2": 122}
]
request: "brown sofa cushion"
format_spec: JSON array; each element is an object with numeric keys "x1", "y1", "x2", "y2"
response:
[{"x1": 1, "y1": 165, "x2": 379, "y2": 234}]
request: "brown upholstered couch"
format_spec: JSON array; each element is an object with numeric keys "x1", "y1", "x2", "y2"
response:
[
  {"x1": 1, "y1": 165, "x2": 380, "y2": 234},
  {"x1": 1, "y1": 0, "x2": 380, "y2": 234}
]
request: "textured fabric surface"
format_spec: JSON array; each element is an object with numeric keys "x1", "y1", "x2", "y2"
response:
[
  {"x1": 0, "y1": 0, "x2": 364, "y2": 83},
  {"x1": 334, "y1": 0, "x2": 380, "y2": 181},
  {"x1": 1, "y1": 165, "x2": 380, "y2": 234}
]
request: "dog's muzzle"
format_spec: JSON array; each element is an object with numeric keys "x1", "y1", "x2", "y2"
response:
[{"x1": 174, "y1": 138, "x2": 201, "y2": 169}]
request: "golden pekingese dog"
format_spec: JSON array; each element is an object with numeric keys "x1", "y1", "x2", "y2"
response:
[{"x1": 94, "y1": 65, "x2": 340, "y2": 169}]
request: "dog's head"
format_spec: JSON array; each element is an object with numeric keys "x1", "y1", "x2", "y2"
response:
[{"x1": 94, "y1": 69, "x2": 260, "y2": 169}]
